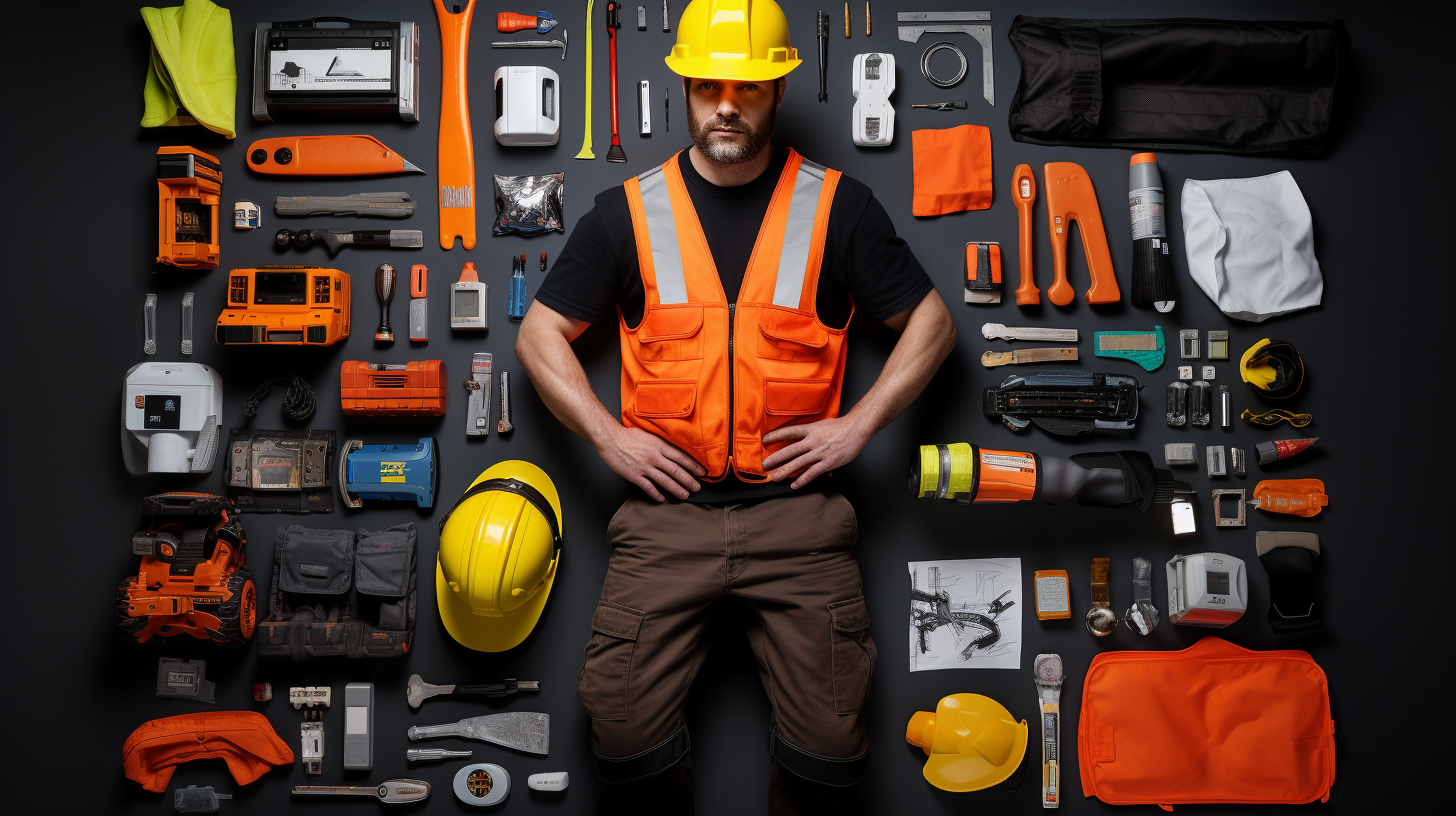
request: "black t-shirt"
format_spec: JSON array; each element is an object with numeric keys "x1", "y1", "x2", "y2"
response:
[{"x1": 536, "y1": 145, "x2": 933, "y2": 502}]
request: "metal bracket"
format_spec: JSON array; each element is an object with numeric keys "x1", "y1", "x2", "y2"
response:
[
  {"x1": 897, "y1": 24, "x2": 993, "y2": 105},
  {"x1": 1212, "y1": 488, "x2": 1246, "y2": 527}
]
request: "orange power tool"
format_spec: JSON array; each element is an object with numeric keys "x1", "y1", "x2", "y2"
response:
[
  {"x1": 1012, "y1": 164, "x2": 1039, "y2": 305},
  {"x1": 437, "y1": 0, "x2": 478, "y2": 250},
  {"x1": 246, "y1": 136, "x2": 423, "y2": 177},
  {"x1": 1043, "y1": 162, "x2": 1120, "y2": 306}
]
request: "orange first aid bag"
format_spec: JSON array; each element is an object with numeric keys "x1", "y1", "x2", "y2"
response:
[
  {"x1": 911, "y1": 125, "x2": 992, "y2": 216},
  {"x1": 1079, "y1": 637, "x2": 1334, "y2": 809}
]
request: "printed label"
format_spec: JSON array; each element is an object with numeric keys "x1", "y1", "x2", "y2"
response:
[
  {"x1": 1128, "y1": 186, "x2": 1165, "y2": 240},
  {"x1": 982, "y1": 452, "x2": 1035, "y2": 472},
  {"x1": 380, "y1": 462, "x2": 406, "y2": 483},
  {"x1": 269, "y1": 50, "x2": 393, "y2": 92}
]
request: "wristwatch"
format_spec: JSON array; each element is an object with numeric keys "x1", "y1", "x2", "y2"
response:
[{"x1": 1034, "y1": 654, "x2": 1064, "y2": 809}]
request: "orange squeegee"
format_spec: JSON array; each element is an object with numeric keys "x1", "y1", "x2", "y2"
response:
[
  {"x1": 245, "y1": 136, "x2": 423, "y2": 177},
  {"x1": 436, "y1": 0, "x2": 477, "y2": 250},
  {"x1": 1043, "y1": 162, "x2": 1120, "y2": 306}
]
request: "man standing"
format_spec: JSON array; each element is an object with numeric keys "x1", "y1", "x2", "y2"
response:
[{"x1": 516, "y1": 1, "x2": 955, "y2": 812}]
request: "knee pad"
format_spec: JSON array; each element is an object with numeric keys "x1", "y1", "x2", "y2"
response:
[
  {"x1": 594, "y1": 725, "x2": 691, "y2": 784},
  {"x1": 769, "y1": 727, "x2": 868, "y2": 788},
  {"x1": 1256, "y1": 531, "x2": 1322, "y2": 632}
]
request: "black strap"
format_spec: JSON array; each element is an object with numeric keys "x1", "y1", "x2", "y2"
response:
[
  {"x1": 437, "y1": 477, "x2": 561, "y2": 543},
  {"x1": 769, "y1": 728, "x2": 867, "y2": 788},
  {"x1": 595, "y1": 725, "x2": 691, "y2": 784}
]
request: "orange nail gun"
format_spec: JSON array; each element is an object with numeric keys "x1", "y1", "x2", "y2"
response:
[{"x1": 1043, "y1": 162, "x2": 1120, "y2": 306}]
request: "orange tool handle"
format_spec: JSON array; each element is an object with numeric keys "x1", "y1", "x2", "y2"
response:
[
  {"x1": 245, "y1": 135, "x2": 411, "y2": 176},
  {"x1": 410, "y1": 265, "x2": 428, "y2": 298},
  {"x1": 607, "y1": 2, "x2": 622, "y2": 147},
  {"x1": 1012, "y1": 164, "x2": 1040, "y2": 305},
  {"x1": 497, "y1": 12, "x2": 537, "y2": 32},
  {"x1": 1044, "y1": 162, "x2": 1121, "y2": 306},
  {"x1": 437, "y1": 0, "x2": 477, "y2": 250}
]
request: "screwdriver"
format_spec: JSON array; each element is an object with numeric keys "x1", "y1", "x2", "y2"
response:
[{"x1": 911, "y1": 100, "x2": 967, "y2": 110}]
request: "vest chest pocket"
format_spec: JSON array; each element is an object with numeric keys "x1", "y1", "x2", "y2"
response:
[
  {"x1": 756, "y1": 307, "x2": 830, "y2": 363},
  {"x1": 635, "y1": 305, "x2": 705, "y2": 362}
]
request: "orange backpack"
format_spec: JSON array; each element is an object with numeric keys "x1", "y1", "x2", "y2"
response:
[{"x1": 1079, "y1": 637, "x2": 1335, "y2": 810}]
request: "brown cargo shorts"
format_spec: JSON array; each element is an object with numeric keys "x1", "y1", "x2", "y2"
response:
[{"x1": 577, "y1": 490, "x2": 876, "y2": 784}]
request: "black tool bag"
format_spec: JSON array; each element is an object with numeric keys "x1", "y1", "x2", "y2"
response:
[
  {"x1": 255, "y1": 524, "x2": 416, "y2": 659},
  {"x1": 1007, "y1": 16, "x2": 1342, "y2": 154}
]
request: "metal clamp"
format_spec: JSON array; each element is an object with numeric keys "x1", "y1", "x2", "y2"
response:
[{"x1": 1212, "y1": 488, "x2": 1246, "y2": 527}]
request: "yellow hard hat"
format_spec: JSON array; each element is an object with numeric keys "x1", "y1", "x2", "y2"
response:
[
  {"x1": 664, "y1": 0, "x2": 801, "y2": 81},
  {"x1": 906, "y1": 693, "x2": 1029, "y2": 792},
  {"x1": 435, "y1": 460, "x2": 562, "y2": 652}
]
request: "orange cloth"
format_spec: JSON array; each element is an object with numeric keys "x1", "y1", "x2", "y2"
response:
[
  {"x1": 912, "y1": 125, "x2": 993, "y2": 216},
  {"x1": 1079, "y1": 637, "x2": 1335, "y2": 809},
  {"x1": 123, "y1": 711, "x2": 294, "y2": 792}
]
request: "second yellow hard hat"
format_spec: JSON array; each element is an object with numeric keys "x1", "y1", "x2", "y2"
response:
[{"x1": 664, "y1": 0, "x2": 801, "y2": 81}]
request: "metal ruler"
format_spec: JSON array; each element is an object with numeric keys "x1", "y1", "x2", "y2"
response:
[
  {"x1": 982, "y1": 348, "x2": 1079, "y2": 368},
  {"x1": 897, "y1": 12, "x2": 994, "y2": 105},
  {"x1": 982, "y1": 323, "x2": 1079, "y2": 342}
]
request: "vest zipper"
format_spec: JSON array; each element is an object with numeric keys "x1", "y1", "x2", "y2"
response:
[{"x1": 727, "y1": 302, "x2": 736, "y2": 471}]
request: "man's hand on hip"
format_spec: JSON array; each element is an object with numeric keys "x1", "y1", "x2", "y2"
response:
[
  {"x1": 761, "y1": 416, "x2": 873, "y2": 490},
  {"x1": 597, "y1": 424, "x2": 706, "y2": 502}
]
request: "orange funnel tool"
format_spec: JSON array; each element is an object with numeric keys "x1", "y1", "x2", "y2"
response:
[
  {"x1": 1012, "y1": 164, "x2": 1039, "y2": 305},
  {"x1": 1043, "y1": 162, "x2": 1120, "y2": 306},
  {"x1": 245, "y1": 136, "x2": 423, "y2": 177},
  {"x1": 437, "y1": 0, "x2": 477, "y2": 250}
]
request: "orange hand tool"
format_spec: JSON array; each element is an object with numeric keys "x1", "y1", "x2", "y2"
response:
[
  {"x1": 1043, "y1": 162, "x2": 1121, "y2": 306},
  {"x1": 245, "y1": 136, "x2": 423, "y2": 177},
  {"x1": 1012, "y1": 164, "x2": 1039, "y2": 305},
  {"x1": 605, "y1": 2, "x2": 626, "y2": 163},
  {"x1": 437, "y1": 0, "x2": 478, "y2": 250},
  {"x1": 498, "y1": 11, "x2": 557, "y2": 33}
]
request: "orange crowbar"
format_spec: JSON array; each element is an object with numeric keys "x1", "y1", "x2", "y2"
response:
[{"x1": 436, "y1": 0, "x2": 477, "y2": 250}]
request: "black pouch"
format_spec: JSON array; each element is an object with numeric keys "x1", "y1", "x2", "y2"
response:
[
  {"x1": 1007, "y1": 16, "x2": 1342, "y2": 154},
  {"x1": 256, "y1": 523, "x2": 417, "y2": 660}
]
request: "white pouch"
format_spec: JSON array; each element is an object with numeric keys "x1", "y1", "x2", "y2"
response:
[{"x1": 1181, "y1": 171, "x2": 1323, "y2": 322}]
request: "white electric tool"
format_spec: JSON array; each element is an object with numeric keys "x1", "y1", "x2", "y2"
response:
[
  {"x1": 493, "y1": 66, "x2": 560, "y2": 146},
  {"x1": 851, "y1": 52, "x2": 895, "y2": 146},
  {"x1": 1166, "y1": 552, "x2": 1248, "y2": 628},
  {"x1": 122, "y1": 362, "x2": 222, "y2": 475}
]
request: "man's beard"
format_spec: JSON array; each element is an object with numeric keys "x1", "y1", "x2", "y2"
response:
[{"x1": 687, "y1": 104, "x2": 776, "y2": 164}]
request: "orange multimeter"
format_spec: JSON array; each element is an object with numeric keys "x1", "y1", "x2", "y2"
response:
[
  {"x1": 157, "y1": 146, "x2": 222, "y2": 270},
  {"x1": 216, "y1": 267, "x2": 351, "y2": 346}
]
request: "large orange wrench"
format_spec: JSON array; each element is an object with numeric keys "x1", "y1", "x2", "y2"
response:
[
  {"x1": 1043, "y1": 162, "x2": 1120, "y2": 306},
  {"x1": 437, "y1": 0, "x2": 477, "y2": 250},
  {"x1": 1012, "y1": 164, "x2": 1039, "y2": 305}
]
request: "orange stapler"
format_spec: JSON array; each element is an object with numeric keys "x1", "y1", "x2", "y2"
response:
[
  {"x1": 245, "y1": 136, "x2": 424, "y2": 177},
  {"x1": 1043, "y1": 162, "x2": 1120, "y2": 306}
]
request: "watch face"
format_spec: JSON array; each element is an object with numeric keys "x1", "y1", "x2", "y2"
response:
[{"x1": 1036, "y1": 655, "x2": 1064, "y2": 682}]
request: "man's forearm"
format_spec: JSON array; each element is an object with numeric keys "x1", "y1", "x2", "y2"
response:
[
  {"x1": 843, "y1": 290, "x2": 957, "y2": 434},
  {"x1": 515, "y1": 304, "x2": 620, "y2": 448}
]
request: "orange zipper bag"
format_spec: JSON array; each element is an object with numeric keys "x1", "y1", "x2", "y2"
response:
[{"x1": 1079, "y1": 637, "x2": 1335, "y2": 810}]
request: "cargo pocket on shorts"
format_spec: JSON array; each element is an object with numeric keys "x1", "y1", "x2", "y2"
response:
[
  {"x1": 577, "y1": 600, "x2": 645, "y2": 721},
  {"x1": 827, "y1": 596, "x2": 876, "y2": 715}
]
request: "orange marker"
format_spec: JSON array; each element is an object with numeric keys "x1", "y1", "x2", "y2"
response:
[
  {"x1": 1043, "y1": 162, "x2": 1120, "y2": 306},
  {"x1": 245, "y1": 136, "x2": 423, "y2": 177},
  {"x1": 1012, "y1": 164, "x2": 1039, "y2": 305}
]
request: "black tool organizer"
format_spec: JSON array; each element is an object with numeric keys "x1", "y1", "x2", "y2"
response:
[{"x1": 16, "y1": 1, "x2": 1434, "y2": 814}]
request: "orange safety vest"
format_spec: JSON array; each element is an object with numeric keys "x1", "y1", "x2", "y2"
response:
[{"x1": 619, "y1": 149, "x2": 849, "y2": 480}]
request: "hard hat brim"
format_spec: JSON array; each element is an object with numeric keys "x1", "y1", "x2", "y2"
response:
[
  {"x1": 921, "y1": 719, "x2": 1029, "y2": 792},
  {"x1": 664, "y1": 54, "x2": 801, "y2": 82},
  {"x1": 436, "y1": 556, "x2": 557, "y2": 653}
]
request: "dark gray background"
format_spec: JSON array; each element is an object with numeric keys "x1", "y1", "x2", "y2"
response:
[{"x1": 10, "y1": 0, "x2": 1431, "y2": 813}]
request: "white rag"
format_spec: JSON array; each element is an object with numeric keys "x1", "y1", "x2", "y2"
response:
[{"x1": 1180, "y1": 171, "x2": 1323, "y2": 322}]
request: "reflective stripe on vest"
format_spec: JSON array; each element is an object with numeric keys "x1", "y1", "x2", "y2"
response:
[{"x1": 638, "y1": 157, "x2": 827, "y2": 310}]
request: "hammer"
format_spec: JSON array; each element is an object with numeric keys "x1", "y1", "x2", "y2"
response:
[{"x1": 406, "y1": 675, "x2": 540, "y2": 708}]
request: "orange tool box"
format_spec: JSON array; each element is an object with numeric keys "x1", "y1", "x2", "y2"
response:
[
  {"x1": 216, "y1": 267, "x2": 351, "y2": 346},
  {"x1": 157, "y1": 146, "x2": 222, "y2": 270},
  {"x1": 340, "y1": 360, "x2": 448, "y2": 416}
]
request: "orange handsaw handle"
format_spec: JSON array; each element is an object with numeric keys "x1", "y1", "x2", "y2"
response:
[
  {"x1": 437, "y1": 0, "x2": 477, "y2": 250},
  {"x1": 245, "y1": 136, "x2": 419, "y2": 176},
  {"x1": 1044, "y1": 162, "x2": 1121, "y2": 306}
]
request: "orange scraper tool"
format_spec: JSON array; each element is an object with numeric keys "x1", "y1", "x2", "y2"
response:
[
  {"x1": 1012, "y1": 164, "x2": 1039, "y2": 305},
  {"x1": 437, "y1": 0, "x2": 477, "y2": 250},
  {"x1": 245, "y1": 136, "x2": 423, "y2": 177},
  {"x1": 1043, "y1": 162, "x2": 1120, "y2": 306}
]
